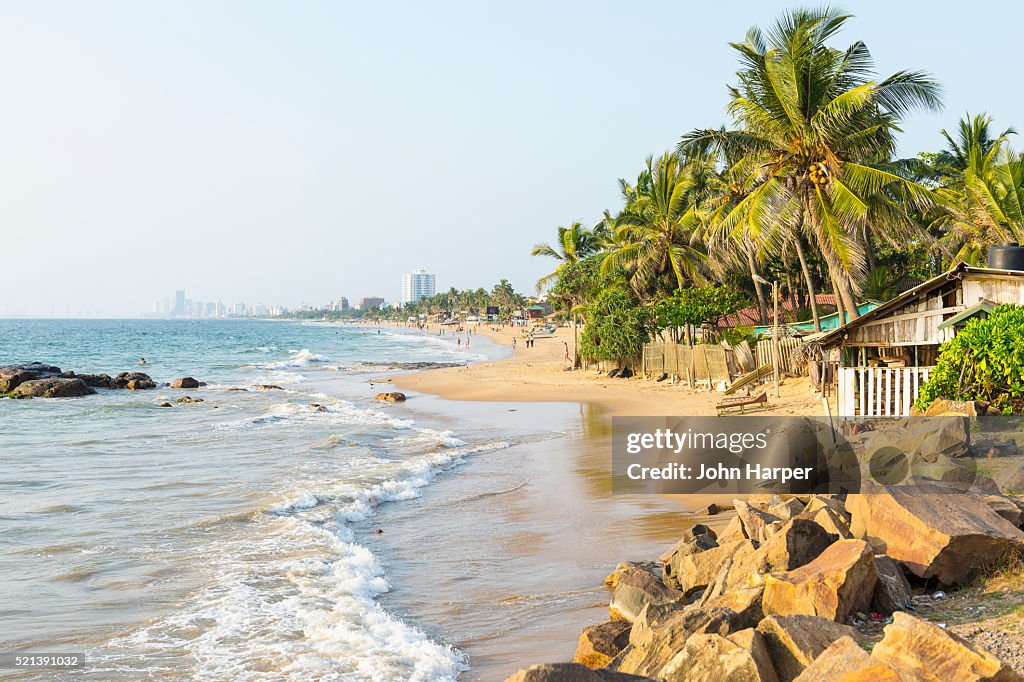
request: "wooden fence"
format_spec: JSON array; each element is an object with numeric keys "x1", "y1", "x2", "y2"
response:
[
  {"x1": 836, "y1": 366, "x2": 934, "y2": 417},
  {"x1": 641, "y1": 343, "x2": 736, "y2": 386},
  {"x1": 755, "y1": 336, "x2": 806, "y2": 377}
]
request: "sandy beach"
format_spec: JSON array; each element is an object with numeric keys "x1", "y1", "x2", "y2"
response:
[{"x1": 387, "y1": 323, "x2": 825, "y2": 418}]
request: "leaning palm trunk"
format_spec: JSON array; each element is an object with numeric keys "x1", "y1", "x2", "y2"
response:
[
  {"x1": 746, "y1": 246, "x2": 769, "y2": 324},
  {"x1": 793, "y1": 237, "x2": 821, "y2": 331}
]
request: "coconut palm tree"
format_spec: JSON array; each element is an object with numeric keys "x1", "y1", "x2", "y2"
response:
[
  {"x1": 530, "y1": 222, "x2": 604, "y2": 291},
  {"x1": 681, "y1": 7, "x2": 942, "y2": 321},
  {"x1": 601, "y1": 152, "x2": 709, "y2": 298}
]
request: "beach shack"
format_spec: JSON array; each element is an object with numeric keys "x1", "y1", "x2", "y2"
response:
[{"x1": 819, "y1": 262, "x2": 1024, "y2": 416}]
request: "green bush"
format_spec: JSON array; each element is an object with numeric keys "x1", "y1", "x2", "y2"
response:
[
  {"x1": 578, "y1": 284, "x2": 654, "y2": 363},
  {"x1": 915, "y1": 304, "x2": 1024, "y2": 414}
]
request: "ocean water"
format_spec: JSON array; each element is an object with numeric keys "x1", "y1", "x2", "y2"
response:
[{"x1": 0, "y1": 319, "x2": 514, "y2": 681}]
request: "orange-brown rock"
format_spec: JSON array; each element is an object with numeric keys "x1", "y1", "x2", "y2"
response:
[
  {"x1": 504, "y1": 662, "x2": 658, "y2": 681},
  {"x1": 660, "y1": 628, "x2": 780, "y2": 682},
  {"x1": 573, "y1": 621, "x2": 631, "y2": 669},
  {"x1": 608, "y1": 565, "x2": 682, "y2": 623},
  {"x1": 375, "y1": 392, "x2": 406, "y2": 402},
  {"x1": 846, "y1": 484, "x2": 1024, "y2": 585},
  {"x1": 762, "y1": 539, "x2": 876, "y2": 621},
  {"x1": 756, "y1": 615, "x2": 865, "y2": 682},
  {"x1": 792, "y1": 635, "x2": 904, "y2": 682},
  {"x1": 872, "y1": 612, "x2": 1024, "y2": 682}
]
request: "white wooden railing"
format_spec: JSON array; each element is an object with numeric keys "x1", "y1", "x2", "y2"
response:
[{"x1": 836, "y1": 366, "x2": 934, "y2": 417}]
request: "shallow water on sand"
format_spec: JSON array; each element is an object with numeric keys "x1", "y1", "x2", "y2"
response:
[{"x1": 0, "y1": 319, "x2": 693, "y2": 680}]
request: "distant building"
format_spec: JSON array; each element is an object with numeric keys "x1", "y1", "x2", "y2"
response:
[
  {"x1": 359, "y1": 297, "x2": 385, "y2": 311},
  {"x1": 174, "y1": 290, "x2": 186, "y2": 316},
  {"x1": 339, "y1": 297, "x2": 349, "y2": 311},
  {"x1": 401, "y1": 269, "x2": 436, "y2": 305}
]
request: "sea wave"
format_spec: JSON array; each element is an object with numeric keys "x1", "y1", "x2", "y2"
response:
[
  {"x1": 251, "y1": 348, "x2": 331, "y2": 370},
  {"x1": 98, "y1": 439, "x2": 510, "y2": 681}
]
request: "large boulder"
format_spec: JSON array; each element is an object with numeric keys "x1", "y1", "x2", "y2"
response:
[
  {"x1": 661, "y1": 533, "x2": 718, "y2": 591},
  {"x1": 755, "y1": 615, "x2": 865, "y2": 682},
  {"x1": 504, "y1": 663, "x2": 656, "y2": 682},
  {"x1": 660, "y1": 628, "x2": 779, "y2": 682},
  {"x1": 924, "y1": 398, "x2": 993, "y2": 418},
  {"x1": 0, "y1": 369, "x2": 40, "y2": 393},
  {"x1": 672, "y1": 539, "x2": 755, "y2": 596},
  {"x1": 846, "y1": 484, "x2": 1024, "y2": 585},
  {"x1": 610, "y1": 606, "x2": 738, "y2": 677},
  {"x1": 792, "y1": 636, "x2": 902, "y2": 682},
  {"x1": 574, "y1": 621, "x2": 631, "y2": 669},
  {"x1": 702, "y1": 587, "x2": 765, "y2": 630},
  {"x1": 375, "y1": 392, "x2": 406, "y2": 402},
  {"x1": 871, "y1": 554, "x2": 912, "y2": 615},
  {"x1": 608, "y1": 565, "x2": 682, "y2": 623},
  {"x1": 872, "y1": 611, "x2": 1023, "y2": 682},
  {"x1": 9, "y1": 377, "x2": 94, "y2": 398},
  {"x1": 762, "y1": 540, "x2": 876, "y2": 622},
  {"x1": 697, "y1": 519, "x2": 838, "y2": 602},
  {"x1": 734, "y1": 500, "x2": 784, "y2": 542},
  {"x1": 171, "y1": 377, "x2": 200, "y2": 389}
]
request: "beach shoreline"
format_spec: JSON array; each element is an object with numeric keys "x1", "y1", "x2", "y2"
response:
[{"x1": 369, "y1": 320, "x2": 825, "y2": 418}]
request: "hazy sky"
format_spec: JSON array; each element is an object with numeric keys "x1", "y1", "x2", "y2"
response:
[{"x1": 1, "y1": 1, "x2": 1021, "y2": 316}]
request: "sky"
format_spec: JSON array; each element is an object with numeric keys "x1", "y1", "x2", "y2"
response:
[{"x1": 1, "y1": 1, "x2": 1022, "y2": 316}]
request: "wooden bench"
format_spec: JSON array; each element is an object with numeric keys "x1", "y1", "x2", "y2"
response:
[{"x1": 716, "y1": 391, "x2": 770, "y2": 415}]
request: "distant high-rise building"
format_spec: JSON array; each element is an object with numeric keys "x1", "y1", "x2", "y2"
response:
[
  {"x1": 401, "y1": 269, "x2": 436, "y2": 305},
  {"x1": 339, "y1": 297, "x2": 349, "y2": 311},
  {"x1": 174, "y1": 290, "x2": 186, "y2": 316},
  {"x1": 358, "y1": 297, "x2": 385, "y2": 311}
]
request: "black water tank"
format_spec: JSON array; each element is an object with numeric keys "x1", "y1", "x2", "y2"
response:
[{"x1": 988, "y1": 243, "x2": 1024, "y2": 271}]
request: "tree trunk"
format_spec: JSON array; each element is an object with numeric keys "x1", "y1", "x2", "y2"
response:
[
  {"x1": 746, "y1": 246, "x2": 769, "y2": 325},
  {"x1": 794, "y1": 237, "x2": 822, "y2": 331}
]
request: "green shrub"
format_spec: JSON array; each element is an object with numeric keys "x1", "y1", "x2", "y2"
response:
[
  {"x1": 578, "y1": 285, "x2": 654, "y2": 363},
  {"x1": 915, "y1": 304, "x2": 1024, "y2": 414}
]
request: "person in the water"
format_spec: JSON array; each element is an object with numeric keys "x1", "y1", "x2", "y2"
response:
[{"x1": 138, "y1": 357, "x2": 147, "y2": 366}]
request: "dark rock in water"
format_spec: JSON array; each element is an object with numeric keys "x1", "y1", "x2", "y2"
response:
[
  {"x1": 254, "y1": 384, "x2": 284, "y2": 391},
  {"x1": 310, "y1": 403, "x2": 328, "y2": 412},
  {"x1": 176, "y1": 396, "x2": 203, "y2": 404},
  {"x1": 171, "y1": 377, "x2": 200, "y2": 389},
  {"x1": 375, "y1": 392, "x2": 406, "y2": 402},
  {"x1": 76, "y1": 373, "x2": 114, "y2": 388},
  {"x1": 1, "y1": 369, "x2": 40, "y2": 393},
  {"x1": 158, "y1": 402, "x2": 173, "y2": 408},
  {"x1": 110, "y1": 372, "x2": 156, "y2": 390},
  {"x1": 228, "y1": 388, "x2": 249, "y2": 392},
  {"x1": 10, "y1": 377, "x2": 94, "y2": 398},
  {"x1": 1, "y1": 362, "x2": 63, "y2": 392}
]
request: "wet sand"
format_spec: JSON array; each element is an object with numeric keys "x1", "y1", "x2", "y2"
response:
[
  {"x1": 365, "y1": 392, "x2": 722, "y2": 680},
  {"x1": 354, "y1": 326, "x2": 778, "y2": 677}
]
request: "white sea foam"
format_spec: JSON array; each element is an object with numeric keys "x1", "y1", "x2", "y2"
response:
[
  {"x1": 100, "y1": 439, "x2": 510, "y2": 681},
  {"x1": 252, "y1": 349, "x2": 331, "y2": 370}
]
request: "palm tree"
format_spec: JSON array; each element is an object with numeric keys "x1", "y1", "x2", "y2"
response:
[
  {"x1": 530, "y1": 222, "x2": 604, "y2": 290},
  {"x1": 531, "y1": 222, "x2": 605, "y2": 367},
  {"x1": 602, "y1": 152, "x2": 708, "y2": 298},
  {"x1": 681, "y1": 7, "x2": 942, "y2": 321},
  {"x1": 929, "y1": 114, "x2": 1023, "y2": 263}
]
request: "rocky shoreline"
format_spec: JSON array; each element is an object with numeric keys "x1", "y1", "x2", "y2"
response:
[
  {"x1": 506, "y1": 412, "x2": 1024, "y2": 681},
  {"x1": 0, "y1": 362, "x2": 212, "y2": 399}
]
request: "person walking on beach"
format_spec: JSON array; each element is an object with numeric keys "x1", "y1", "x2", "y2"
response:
[
  {"x1": 563, "y1": 341, "x2": 570, "y2": 362},
  {"x1": 457, "y1": 337, "x2": 462, "y2": 349},
  {"x1": 465, "y1": 336, "x2": 470, "y2": 349},
  {"x1": 512, "y1": 337, "x2": 517, "y2": 351}
]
